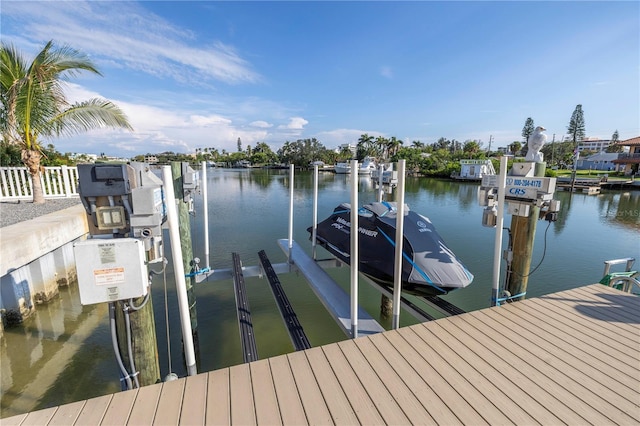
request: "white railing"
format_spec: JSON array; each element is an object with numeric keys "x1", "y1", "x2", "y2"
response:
[{"x1": 0, "y1": 166, "x2": 79, "y2": 200}]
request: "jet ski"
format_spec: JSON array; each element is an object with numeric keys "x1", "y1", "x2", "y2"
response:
[{"x1": 309, "y1": 201, "x2": 473, "y2": 297}]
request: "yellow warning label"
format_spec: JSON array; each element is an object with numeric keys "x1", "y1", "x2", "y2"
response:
[{"x1": 94, "y1": 267, "x2": 125, "y2": 286}]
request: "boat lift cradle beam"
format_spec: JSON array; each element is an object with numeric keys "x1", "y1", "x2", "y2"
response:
[
  {"x1": 231, "y1": 252, "x2": 258, "y2": 363},
  {"x1": 278, "y1": 239, "x2": 385, "y2": 337},
  {"x1": 258, "y1": 250, "x2": 311, "y2": 351}
]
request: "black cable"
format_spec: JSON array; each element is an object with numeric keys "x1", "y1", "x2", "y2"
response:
[{"x1": 511, "y1": 220, "x2": 552, "y2": 278}]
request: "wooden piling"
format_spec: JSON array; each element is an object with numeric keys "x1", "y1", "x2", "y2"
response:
[
  {"x1": 380, "y1": 295, "x2": 393, "y2": 318},
  {"x1": 506, "y1": 162, "x2": 546, "y2": 301},
  {"x1": 171, "y1": 162, "x2": 200, "y2": 364},
  {"x1": 115, "y1": 298, "x2": 160, "y2": 386}
]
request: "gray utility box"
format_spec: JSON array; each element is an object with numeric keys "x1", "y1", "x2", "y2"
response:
[
  {"x1": 182, "y1": 162, "x2": 199, "y2": 193},
  {"x1": 77, "y1": 164, "x2": 135, "y2": 197}
]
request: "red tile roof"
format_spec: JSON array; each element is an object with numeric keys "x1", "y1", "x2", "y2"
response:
[{"x1": 617, "y1": 136, "x2": 640, "y2": 146}]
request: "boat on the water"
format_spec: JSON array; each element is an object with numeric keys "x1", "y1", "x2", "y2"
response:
[
  {"x1": 334, "y1": 157, "x2": 377, "y2": 175},
  {"x1": 309, "y1": 201, "x2": 474, "y2": 296}
]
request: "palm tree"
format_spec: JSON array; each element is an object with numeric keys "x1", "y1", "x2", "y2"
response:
[
  {"x1": 386, "y1": 136, "x2": 402, "y2": 159},
  {"x1": 357, "y1": 133, "x2": 375, "y2": 160},
  {"x1": 411, "y1": 140, "x2": 425, "y2": 150},
  {"x1": 1, "y1": 40, "x2": 132, "y2": 203}
]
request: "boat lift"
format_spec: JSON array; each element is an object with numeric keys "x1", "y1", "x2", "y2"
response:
[{"x1": 180, "y1": 161, "x2": 466, "y2": 363}]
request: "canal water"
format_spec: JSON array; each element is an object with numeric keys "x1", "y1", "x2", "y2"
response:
[{"x1": 1, "y1": 168, "x2": 638, "y2": 417}]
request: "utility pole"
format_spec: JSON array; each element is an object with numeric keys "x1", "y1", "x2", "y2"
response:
[
  {"x1": 551, "y1": 134, "x2": 555, "y2": 166},
  {"x1": 487, "y1": 135, "x2": 493, "y2": 154},
  {"x1": 171, "y1": 162, "x2": 200, "y2": 365}
]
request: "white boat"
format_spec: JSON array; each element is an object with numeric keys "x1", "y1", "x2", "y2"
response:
[{"x1": 334, "y1": 157, "x2": 377, "y2": 175}]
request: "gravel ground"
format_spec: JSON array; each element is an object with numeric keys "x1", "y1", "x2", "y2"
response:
[{"x1": 0, "y1": 197, "x2": 82, "y2": 228}]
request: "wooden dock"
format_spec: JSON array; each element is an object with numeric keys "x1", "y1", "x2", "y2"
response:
[{"x1": 4, "y1": 284, "x2": 639, "y2": 425}]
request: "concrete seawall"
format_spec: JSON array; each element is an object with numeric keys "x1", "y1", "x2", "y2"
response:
[{"x1": 0, "y1": 205, "x2": 88, "y2": 324}]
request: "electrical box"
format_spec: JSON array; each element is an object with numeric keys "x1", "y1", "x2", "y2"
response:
[
  {"x1": 182, "y1": 163, "x2": 199, "y2": 193},
  {"x1": 77, "y1": 164, "x2": 135, "y2": 197},
  {"x1": 74, "y1": 238, "x2": 148, "y2": 305}
]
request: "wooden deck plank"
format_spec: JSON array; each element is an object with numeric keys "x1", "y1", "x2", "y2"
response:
[
  {"x1": 155, "y1": 378, "x2": 186, "y2": 425},
  {"x1": 491, "y1": 305, "x2": 640, "y2": 416},
  {"x1": 73, "y1": 394, "x2": 111, "y2": 425},
  {"x1": 447, "y1": 313, "x2": 601, "y2": 425},
  {"x1": 396, "y1": 327, "x2": 513, "y2": 424},
  {"x1": 513, "y1": 295, "x2": 638, "y2": 355},
  {"x1": 538, "y1": 288, "x2": 640, "y2": 341},
  {"x1": 127, "y1": 383, "x2": 162, "y2": 425},
  {"x1": 574, "y1": 284, "x2": 640, "y2": 316},
  {"x1": 249, "y1": 359, "x2": 282, "y2": 425},
  {"x1": 229, "y1": 363, "x2": 256, "y2": 425},
  {"x1": 286, "y1": 351, "x2": 333, "y2": 425},
  {"x1": 268, "y1": 355, "x2": 307, "y2": 425},
  {"x1": 368, "y1": 332, "x2": 464, "y2": 425},
  {"x1": 476, "y1": 307, "x2": 637, "y2": 424},
  {"x1": 303, "y1": 346, "x2": 360, "y2": 425},
  {"x1": 503, "y1": 301, "x2": 640, "y2": 390},
  {"x1": 531, "y1": 296, "x2": 639, "y2": 350},
  {"x1": 6, "y1": 284, "x2": 639, "y2": 426},
  {"x1": 101, "y1": 389, "x2": 137, "y2": 425},
  {"x1": 17, "y1": 407, "x2": 57, "y2": 426},
  {"x1": 206, "y1": 369, "x2": 230, "y2": 425},
  {"x1": 321, "y1": 343, "x2": 385, "y2": 425},
  {"x1": 181, "y1": 374, "x2": 208, "y2": 426},
  {"x1": 336, "y1": 340, "x2": 411, "y2": 424},
  {"x1": 542, "y1": 285, "x2": 640, "y2": 329},
  {"x1": 535, "y1": 287, "x2": 640, "y2": 341},
  {"x1": 435, "y1": 317, "x2": 573, "y2": 424},
  {"x1": 48, "y1": 400, "x2": 85, "y2": 425},
  {"x1": 411, "y1": 324, "x2": 538, "y2": 425},
  {"x1": 381, "y1": 331, "x2": 487, "y2": 425},
  {"x1": 0, "y1": 413, "x2": 28, "y2": 425},
  {"x1": 353, "y1": 336, "x2": 436, "y2": 425}
]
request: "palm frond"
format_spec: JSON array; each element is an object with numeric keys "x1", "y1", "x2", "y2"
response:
[
  {"x1": 51, "y1": 98, "x2": 133, "y2": 137},
  {"x1": 2, "y1": 40, "x2": 129, "y2": 150}
]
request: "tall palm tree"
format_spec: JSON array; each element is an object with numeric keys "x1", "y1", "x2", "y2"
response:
[
  {"x1": 386, "y1": 136, "x2": 402, "y2": 159},
  {"x1": 357, "y1": 133, "x2": 375, "y2": 160},
  {"x1": 1, "y1": 40, "x2": 132, "y2": 203}
]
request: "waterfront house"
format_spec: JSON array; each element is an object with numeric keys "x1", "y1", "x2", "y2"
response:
[
  {"x1": 576, "y1": 151, "x2": 620, "y2": 171},
  {"x1": 451, "y1": 159, "x2": 496, "y2": 181},
  {"x1": 612, "y1": 136, "x2": 640, "y2": 176}
]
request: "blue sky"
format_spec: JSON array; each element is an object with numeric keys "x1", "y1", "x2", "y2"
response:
[{"x1": 2, "y1": 1, "x2": 639, "y2": 157}]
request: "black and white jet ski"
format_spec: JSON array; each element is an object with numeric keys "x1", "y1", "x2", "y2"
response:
[{"x1": 309, "y1": 201, "x2": 474, "y2": 297}]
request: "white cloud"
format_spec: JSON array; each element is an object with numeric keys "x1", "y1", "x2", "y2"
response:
[
  {"x1": 250, "y1": 121, "x2": 273, "y2": 128},
  {"x1": 1, "y1": 1, "x2": 259, "y2": 86},
  {"x1": 190, "y1": 115, "x2": 233, "y2": 127},
  {"x1": 279, "y1": 117, "x2": 309, "y2": 130}
]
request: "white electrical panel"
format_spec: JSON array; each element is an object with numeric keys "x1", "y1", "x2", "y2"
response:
[{"x1": 74, "y1": 238, "x2": 148, "y2": 305}]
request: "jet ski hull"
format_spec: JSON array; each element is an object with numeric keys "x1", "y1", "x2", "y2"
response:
[{"x1": 309, "y1": 202, "x2": 474, "y2": 297}]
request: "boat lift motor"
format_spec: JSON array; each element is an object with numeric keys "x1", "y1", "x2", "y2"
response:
[
  {"x1": 181, "y1": 162, "x2": 200, "y2": 214},
  {"x1": 74, "y1": 162, "x2": 167, "y2": 305},
  {"x1": 478, "y1": 165, "x2": 561, "y2": 225}
]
